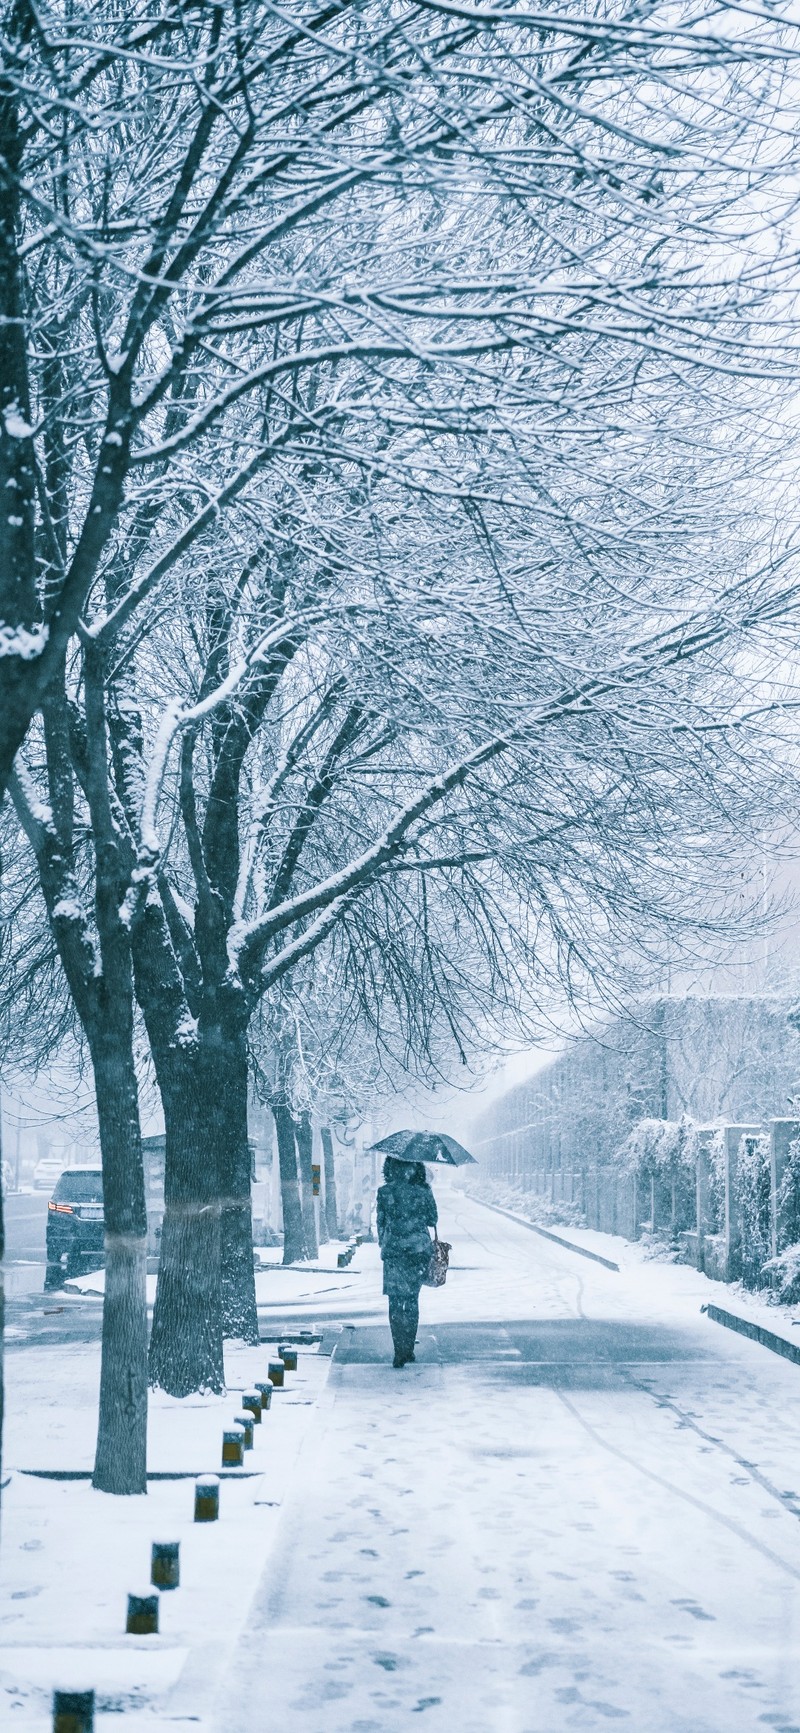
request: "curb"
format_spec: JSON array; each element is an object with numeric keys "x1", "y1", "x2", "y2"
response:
[
  {"x1": 703, "y1": 1302, "x2": 800, "y2": 1367},
  {"x1": 318, "y1": 1325, "x2": 344, "y2": 1358},
  {"x1": 473, "y1": 1197, "x2": 620, "y2": 1271},
  {"x1": 18, "y1": 1468, "x2": 265, "y2": 1481}
]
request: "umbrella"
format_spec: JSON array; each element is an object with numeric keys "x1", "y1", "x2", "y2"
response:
[{"x1": 369, "y1": 1129, "x2": 476, "y2": 1166}]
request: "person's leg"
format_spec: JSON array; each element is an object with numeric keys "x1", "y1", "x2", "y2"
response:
[
  {"x1": 388, "y1": 1296, "x2": 405, "y2": 1365},
  {"x1": 405, "y1": 1293, "x2": 420, "y2": 1361},
  {"x1": 392, "y1": 1295, "x2": 419, "y2": 1363}
]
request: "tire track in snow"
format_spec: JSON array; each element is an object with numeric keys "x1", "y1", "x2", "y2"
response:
[
  {"x1": 620, "y1": 1370, "x2": 800, "y2": 1526},
  {"x1": 553, "y1": 1386, "x2": 800, "y2": 1583}
]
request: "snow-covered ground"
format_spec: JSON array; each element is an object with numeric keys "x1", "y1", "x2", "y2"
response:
[
  {"x1": 6, "y1": 1181, "x2": 800, "y2": 1729},
  {"x1": 0, "y1": 1337, "x2": 330, "y2": 1730},
  {"x1": 226, "y1": 1188, "x2": 800, "y2": 1732},
  {"x1": 65, "y1": 1237, "x2": 371, "y2": 1313}
]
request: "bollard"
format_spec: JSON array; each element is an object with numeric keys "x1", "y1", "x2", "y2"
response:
[
  {"x1": 241, "y1": 1390, "x2": 263, "y2": 1422},
  {"x1": 151, "y1": 1541, "x2": 180, "y2": 1590},
  {"x1": 222, "y1": 1429, "x2": 245, "y2": 1467},
  {"x1": 355, "y1": 1235, "x2": 364, "y2": 1246},
  {"x1": 267, "y1": 1359, "x2": 284, "y2": 1387},
  {"x1": 337, "y1": 1252, "x2": 347, "y2": 1268},
  {"x1": 278, "y1": 1346, "x2": 298, "y2": 1372},
  {"x1": 53, "y1": 1690, "x2": 94, "y2": 1733},
  {"x1": 233, "y1": 1412, "x2": 254, "y2": 1449},
  {"x1": 255, "y1": 1380, "x2": 273, "y2": 1410},
  {"x1": 126, "y1": 1591, "x2": 159, "y2": 1635},
  {"x1": 194, "y1": 1475, "x2": 219, "y2": 1522}
]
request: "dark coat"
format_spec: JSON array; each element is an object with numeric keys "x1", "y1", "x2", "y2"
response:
[{"x1": 377, "y1": 1178, "x2": 438, "y2": 1298}]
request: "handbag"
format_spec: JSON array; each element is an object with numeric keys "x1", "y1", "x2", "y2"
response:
[{"x1": 424, "y1": 1231, "x2": 451, "y2": 1288}]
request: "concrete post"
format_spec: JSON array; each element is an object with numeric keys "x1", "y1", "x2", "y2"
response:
[
  {"x1": 695, "y1": 1130, "x2": 715, "y2": 1271},
  {"x1": 724, "y1": 1124, "x2": 761, "y2": 1280},
  {"x1": 770, "y1": 1119, "x2": 800, "y2": 1257},
  {"x1": 626, "y1": 1173, "x2": 638, "y2": 1239},
  {"x1": 320, "y1": 1127, "x2": 338, "y2": 1241}
]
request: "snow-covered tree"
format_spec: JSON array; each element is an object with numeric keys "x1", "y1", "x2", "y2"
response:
[
  {"x1": 4, "y1": 0, "x2": 800, "y2": 1436},
  {"x1": 2, "y1": 0, "x2": 798, "y2": 794}
]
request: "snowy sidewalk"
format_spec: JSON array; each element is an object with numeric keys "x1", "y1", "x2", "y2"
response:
[
  {"x1": 218, "y1": 1190, "x2": 800, "y2": 1733},
  {"x1": 0, "y1": 1337, "x2": 331, "y2": 1730},
  {"x1": 8, "y1": 1188, "x2": 800, "y2": 1729}
]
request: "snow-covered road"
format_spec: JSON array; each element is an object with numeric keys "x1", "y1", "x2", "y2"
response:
[{"x1": 221, "y1": 1189, "x2": 800, "y2": 1733}]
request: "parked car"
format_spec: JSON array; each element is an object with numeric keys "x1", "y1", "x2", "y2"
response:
[{"x1": 45, "y1": 1168, "x2": 104, "y2": 1288}]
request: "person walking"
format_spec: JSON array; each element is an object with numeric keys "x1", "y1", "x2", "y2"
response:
[{"x1": 377, "y1": 1157, "x2": 438, "y2": 1367}]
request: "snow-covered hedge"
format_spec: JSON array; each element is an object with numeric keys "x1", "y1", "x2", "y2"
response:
[
  {"x1": 737, "y1": 1132, "x2": 772, "y2": 1288},
  {"x1": 455, "y1": 1172, "x2": 585, "y2": 1230},
  {"x1": 614, "y1": 1113, "x2": 699, "y2": 1178},
  {"x1": 778, "y1": 1136, "x2": 800, "y2": 1248},
  {"x1": 761, "y1": 1243, "x2": 800, "y2": 1303}
]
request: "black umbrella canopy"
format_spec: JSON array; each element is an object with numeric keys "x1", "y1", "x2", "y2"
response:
[{"x1": 370, "y1": 1130, "x2": 476, "y2": 1166}]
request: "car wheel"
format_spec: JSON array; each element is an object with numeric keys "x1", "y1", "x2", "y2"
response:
[{"x1": 65, "y1": 1246, "x2": 83, "y2": 1279}]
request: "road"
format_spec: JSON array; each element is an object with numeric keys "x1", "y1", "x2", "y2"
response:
[
  {"x1": 221, "y1": 1189, "x2": 800, "y2": 1733},
  {"x1": 3, "y1": 1191, "x2": 59, "y2": 1311},
  {"x1": 4, "y1": 1191, "x2": 48, "y2": 1260},
  {"x1": 4, "y1": 1189, "x2": 105, "y2": 1345}
]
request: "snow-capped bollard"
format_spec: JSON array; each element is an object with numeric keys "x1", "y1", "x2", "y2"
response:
[
  {"x1": 234, "y1": 1412, "x2": 254, "y2": 1449},
  {"x1": 255, "y1": 1380, "x2": 273, "y2": 1410},
  {"x1": 241, "y1": 1390, "x2": 263, "y2": 1422},
  {"x1": 278, "y1": 1346, "x2": 298, "y2": 1371},
  {"x1": 222, "y1": 1429, "x2": 244, "y2": 1467},
  {"x1": 126, "y1": 1591, "x2": 159, "y2": 1635},
  {"x1": 53, "y1": 1689, "x2": 94, "y2": 1733},
  {"x1": 267, "y1": 1360, "x2": 284, "y2": 1387},
  {"x1": 151, "y1": 1541, "x2": 180, "y2": 1590},
  {"x1": 194, "y1": 1476, "x2": 219, "y2": 1522}
]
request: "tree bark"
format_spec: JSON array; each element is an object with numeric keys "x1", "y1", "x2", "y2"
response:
[
  {"x1": 321, "y1": 1126, "x2": 339, "y2": 1240},
  {"x1": 317, "y1": 1133, "x2": 329, "y2": 1248},
  {"x1": 90, "y1": 1035, "x2": 148, "y2": 1494},
  {"x1": 273, "y1": 1098, "x2": 307, "y2": 1264},
  {"x1": 214, "y1": 1031, "x2": 258, "y2": 1343},
  {"x1": 148, "y1": 1057, "x2": 224, "y2": 1396},
  {"x1": 0, "y1": 4, "x2": 40, "y2": 795},
  {"x1": 296, "y1": 1110, "x2": 319, "y2": 1261},
  {"x1": 0, "y1": 1095, "x2": 5, "y2": 1514}
]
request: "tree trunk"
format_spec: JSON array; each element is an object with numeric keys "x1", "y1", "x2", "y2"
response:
[
  {"x1": 91, "y1": 1041, "x2": 148, "y2": 1495},
  {"x1": 317, "y1": 1136, "x2": 329, "y2": 1249},
  {"x1": 149, "y1": 1058, "x2": 224, "y2": 1396},
  {"x1": 321, "y1": 1126, "x2": 339, "y2": 1240},
  {"x1": 0, "y1": 9, "x2": 40, "y2": 796},
  {"x1": 296, "y1": 1111, "x2": 319, "y2": 1261},
  {"x1": 0, "y1": 1111, "x2": 5, "y2": 1513},
  {"x1": 215, "y1": 1033, "x2": 258, "y2": 1344},
  {"x1": 273, "y1": 1098, "x2": 307, "y2": 1264}
]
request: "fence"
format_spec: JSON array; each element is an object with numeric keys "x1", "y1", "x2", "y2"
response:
[{"x1": 474, "y1": 1115, "x2": 800, "y2": 1286}]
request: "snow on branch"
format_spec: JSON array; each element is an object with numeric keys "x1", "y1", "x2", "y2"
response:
[{"x1": 0, "y1": 622, "x2": 49, "y2": 661}]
